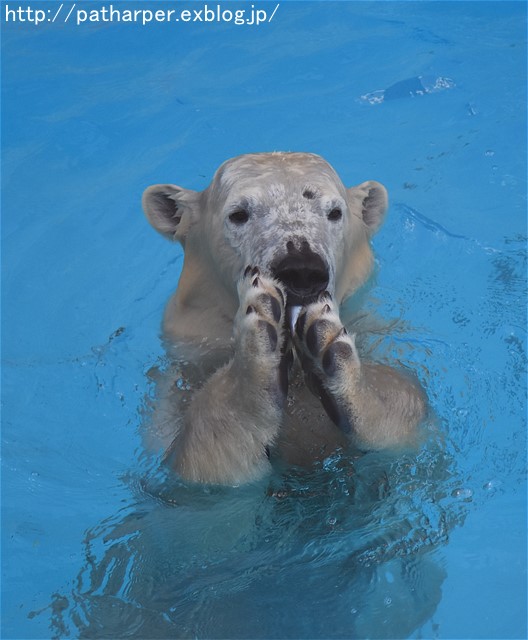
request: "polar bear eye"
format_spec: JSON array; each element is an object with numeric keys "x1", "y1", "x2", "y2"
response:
[
  {"x1": 228, "y1": 209, "x2": 250, "y2": 225},
  {"x1": 328, "y1": 207, "x2": 343, "y2": 222}
]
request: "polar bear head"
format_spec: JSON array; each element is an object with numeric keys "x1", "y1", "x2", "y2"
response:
[{"x1": 143, "y1": 152, "x2": 387, "y2": 311}]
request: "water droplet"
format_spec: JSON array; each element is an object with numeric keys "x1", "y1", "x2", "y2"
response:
[
  {"x1": 384, "y1": 597, "x2": 393, "y2": 607},
  {"x1": 485, "y1": 150, "x2": 495, "y2": 157},
  {"x1": 175, "y1": 377, "x2": 191, "y2": 391}
]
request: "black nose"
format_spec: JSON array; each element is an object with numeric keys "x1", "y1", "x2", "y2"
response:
[{"x1": 271, "y1": 241, "x2": 329, "y2": 304}]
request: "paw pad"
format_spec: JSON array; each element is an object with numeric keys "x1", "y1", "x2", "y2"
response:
[
  {"x1": 258, "y1": 320, "x2": 278, "y2": 352},
  {"x1": 306, "y1": 318, "x2": 334, "y2": 356},
  {"x1": 292, "y1": 296, "x2": 360, "y2": 382},
  {"x1": 236, "y1": 267, "x2": 287, "y2": 359},
  {"x1": 295, "y1": 309, "x2": 308, "y2": 338},
  {"x1": 322, "y1": 341, "x2": 354, "y2": 377}
]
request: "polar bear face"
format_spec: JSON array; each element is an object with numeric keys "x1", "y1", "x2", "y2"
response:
[{"x1": 143, "y1": 152, "x2": 388, "y2": 311}]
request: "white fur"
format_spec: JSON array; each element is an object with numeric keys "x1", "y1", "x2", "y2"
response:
[{"x1": 142, "y1": 152, "x2": 425, "y2": 485}]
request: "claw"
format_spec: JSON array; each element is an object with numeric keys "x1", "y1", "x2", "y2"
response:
[{"x1": 288, "y1": 305, "x2": 303, "y2": 333}]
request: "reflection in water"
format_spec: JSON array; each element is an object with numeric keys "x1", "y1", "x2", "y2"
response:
[{"x1": 50, "y1": 438, "x2": 463, "y2": 639}]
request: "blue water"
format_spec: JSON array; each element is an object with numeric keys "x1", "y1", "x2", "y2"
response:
[{"x1": 2, "y1": 2, "x2": 526, "y2": 638}]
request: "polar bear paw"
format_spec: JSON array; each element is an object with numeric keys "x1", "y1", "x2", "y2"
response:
[
  {"x1": 293, "y1": 293, "x2": 361, "y2": 432},
  {"x1": 294, "y1": 293, "x2": 360, "y2": 374},
  {"x1": 236, "y1": 265, "x2": 287, "y2": 354},
  {"x1": 233, "y1": 266, "x2": 291, "y2": 405}
]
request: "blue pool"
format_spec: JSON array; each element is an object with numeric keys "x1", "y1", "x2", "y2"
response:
[{"x1": 2, "y1": 2, "x2": 526, "y2": 638}]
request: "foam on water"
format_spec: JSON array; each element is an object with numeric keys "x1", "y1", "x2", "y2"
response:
[{"x1": 360, "y1": 75, "x2": 456, "y2": 105}]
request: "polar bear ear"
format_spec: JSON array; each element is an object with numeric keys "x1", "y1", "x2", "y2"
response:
[
  {"x1": 142, "y1": 184, "x2": 199, "y2": 243},
  {"x1": 347, "y1": 181, "x2": 388, "y2": 236}
]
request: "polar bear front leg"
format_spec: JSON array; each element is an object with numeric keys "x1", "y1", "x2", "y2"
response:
[
  {"x1": 293, "y1": 294, "x2": 426, "y2": 450},
  {"x1": 232, "y1": 266, "x2": 290, "y2": 410},
  {"x1": 164, "y1": 267, "x2": 289, "y2": 485}
]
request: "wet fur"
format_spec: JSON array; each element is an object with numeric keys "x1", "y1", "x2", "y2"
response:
[{"x1": 142, "y1": 152, "x2": 426, "y2": 484}]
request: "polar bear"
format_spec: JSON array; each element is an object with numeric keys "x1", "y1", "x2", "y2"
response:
[{"x1": 142, "y1": 152, "x2": 426, "y2": 485}]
